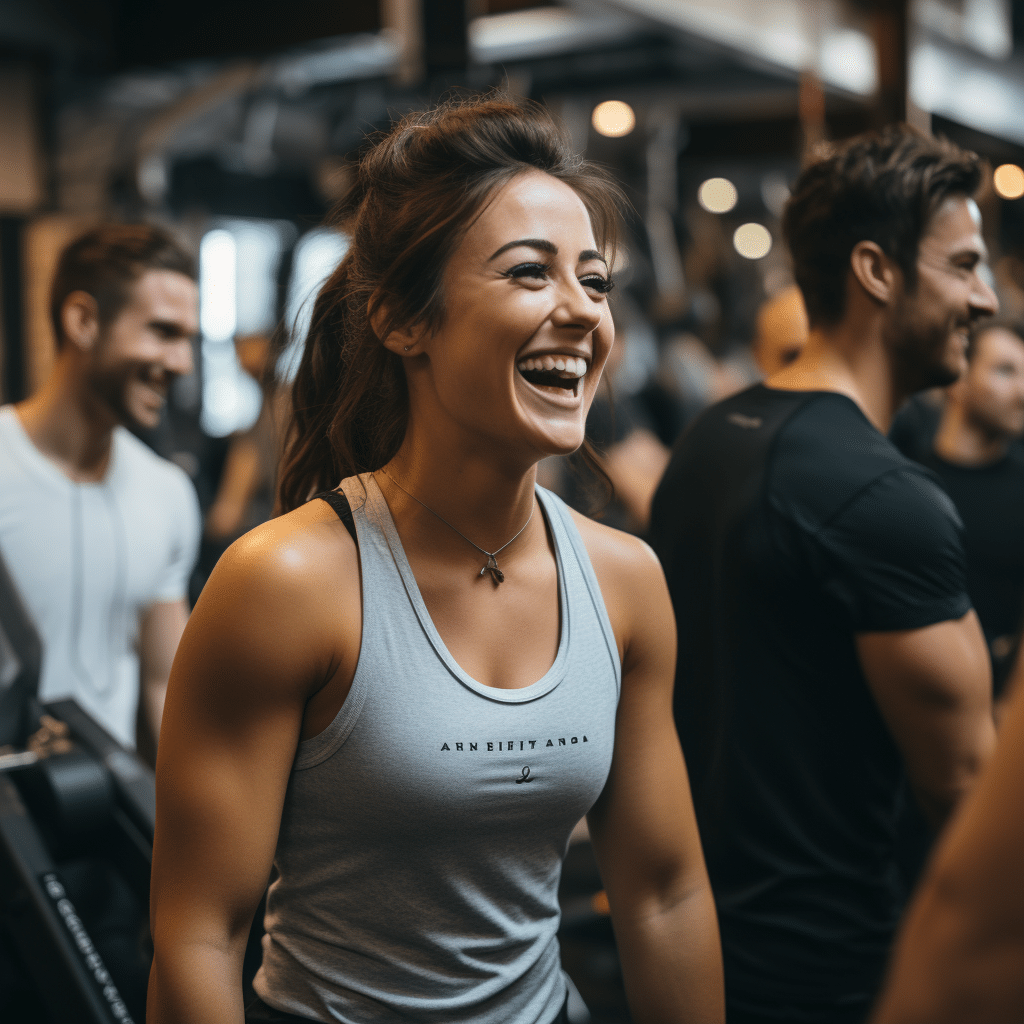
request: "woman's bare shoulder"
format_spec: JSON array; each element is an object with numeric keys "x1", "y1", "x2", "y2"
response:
[
  {"x1": 565, "y1": 508, "x2": 676, "y2": 681},
  {"x1": 185, "y1": 499, "x2": 361, "y2": 682},
  {"x1": 218, "y1": 498, "x2": 358, "y2": 595},
  {"x1": 565, "y1": 506, "x2": 664, "y2": 589}
]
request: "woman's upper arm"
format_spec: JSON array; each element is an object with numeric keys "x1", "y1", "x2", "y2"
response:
[
  {"x1": 580, "y1": 524, "x2": 706, "y2": 909},
  {"x1": 151, "y1": 508, "x2": 358, "y2": 945}
]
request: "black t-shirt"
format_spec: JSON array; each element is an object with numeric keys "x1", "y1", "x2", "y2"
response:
[
  {"x1": 649, "y1": 385, "x2": 970, "y2": 1021},
  {"x1": 917, "y1": 447, "x2": 1024, "y2": 686},
  {"x1": 888, "y1": 392, "x2": 942, "y2": 464}
]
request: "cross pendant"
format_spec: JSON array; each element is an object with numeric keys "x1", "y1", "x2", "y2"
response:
[{"x1": 479, "y1": 556, "x2": 505, "y2": 584}]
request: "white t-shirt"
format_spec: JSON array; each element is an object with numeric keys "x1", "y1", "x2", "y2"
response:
[{"x1": 0, "y1": 405, "x2": 201, "y2": 747}]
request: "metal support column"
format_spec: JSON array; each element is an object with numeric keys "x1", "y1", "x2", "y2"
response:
[{"x1": 0, "y1": 217, "x2": 27, "y2": 403}]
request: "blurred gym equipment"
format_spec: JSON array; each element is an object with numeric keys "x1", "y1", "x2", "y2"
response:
[{"x1": 0, "y1": 551, "x2": 154, "y2": 1024}]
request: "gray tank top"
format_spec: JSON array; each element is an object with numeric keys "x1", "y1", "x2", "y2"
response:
[{"x1": 253, "y1": 474, "x2": 621, "y2": 1024}]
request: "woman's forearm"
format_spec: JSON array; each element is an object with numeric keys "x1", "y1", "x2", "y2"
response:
[{"x1": 613, "y1": 882, "x2": 725, "y2": 1024}]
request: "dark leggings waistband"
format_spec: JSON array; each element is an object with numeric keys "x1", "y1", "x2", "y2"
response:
[{"x1": 245, "y1": 992, "x2": 571, "y2": 1024}]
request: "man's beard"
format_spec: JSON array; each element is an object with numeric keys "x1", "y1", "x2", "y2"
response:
[
  {"x1": 888, "y1": 307, "x2": 967, "y2": 396},
  {"x1": 86, "y1": 358, "x2": 158, "y2": 431}
]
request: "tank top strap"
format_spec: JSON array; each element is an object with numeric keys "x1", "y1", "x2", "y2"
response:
[
  {"x1": 534, "y1": 487, "x2": 621, "y2": 697},
  {"x1": 292, "y1": 474, "x2": 406, "y2": 770},
  {"x1": 344, "y1": 472, "x2": 477, "y2": 643}
]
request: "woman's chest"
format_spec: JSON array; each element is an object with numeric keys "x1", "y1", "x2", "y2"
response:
[
  {"x1": 415, "y1": 559, "x2": 562, "y2": 690},
  {"x1": 301, "y1": 671, "x2": 618, "y2": 842}
]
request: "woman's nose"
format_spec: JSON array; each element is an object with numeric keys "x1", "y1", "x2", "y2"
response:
[{"x1": 554, "y1": 278, "x2": 604, "y2": 334}]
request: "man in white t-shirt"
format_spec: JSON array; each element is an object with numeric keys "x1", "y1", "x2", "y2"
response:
[{"x1": 0, "y1": 224, "x2": 201, "y2": 759}]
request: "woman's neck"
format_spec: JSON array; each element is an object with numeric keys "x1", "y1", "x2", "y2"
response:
[{"x1": 378, "y1": 442, "x2": 539, "y2": 558}]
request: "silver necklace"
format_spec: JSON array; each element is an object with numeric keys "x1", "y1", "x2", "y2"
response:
[{"x1": 378, "y1": 469, "x2": 534, "y2": 584}]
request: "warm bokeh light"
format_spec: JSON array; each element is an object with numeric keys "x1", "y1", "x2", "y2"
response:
[
  {"x1": 698, "y1": 177, "x2": 738, "y2": 213},
  {"x1": 734, "y1": 222, "x2": 772, "y2": 260},
  {"x1": 994, "y1": 163, "x2": 1024, "y2": 200},
  {"x1": 591, "y1": 100, "x2": 635, "y2": 138}
]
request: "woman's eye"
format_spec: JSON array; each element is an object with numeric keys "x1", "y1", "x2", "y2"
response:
[
  {"x1": 580, "y1": 274, "x2": 614, "y2": 295},
  {"x1": 504, "y1": 262, "x2": 550, "y2": 281}
]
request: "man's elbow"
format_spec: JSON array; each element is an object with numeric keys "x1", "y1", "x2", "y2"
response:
[
  {"x1": 914, "y1": 786, "x2": 962, "y2": 831},
  {"x1": 914, "y1": 739, "x2": 993, "y2": 828}
]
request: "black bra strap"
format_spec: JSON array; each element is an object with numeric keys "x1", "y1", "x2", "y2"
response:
[{"x1": 313, "y1": 490, "x2": 357, "y2": 545}]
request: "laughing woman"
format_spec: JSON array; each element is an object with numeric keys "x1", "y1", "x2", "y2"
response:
[{"x1": 148, "y1": 98, "x2": 723, "y2": 1024}]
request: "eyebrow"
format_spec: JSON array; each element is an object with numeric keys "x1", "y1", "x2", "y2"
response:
[
  {"x1": 487, "y1": 238, "x2": 607, "y2": 265},
  {"x1": 148, "y1": 318, "x2": 195, "y2": 336},
  {"x1": 952, "y1": 245, "x2": 988, "y2": 264}
]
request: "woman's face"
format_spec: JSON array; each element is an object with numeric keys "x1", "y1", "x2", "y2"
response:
[{"x1": 407, "y1": 170, "x2": 615, "y2": 462}]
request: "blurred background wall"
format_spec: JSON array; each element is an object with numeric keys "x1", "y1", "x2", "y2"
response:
[
  {"x1": 1, "y1": 0, "x2": 1023, "y2": 537},
  {"x1": 2, "y1": 5, "x2": 1024, "y2": 1019}
]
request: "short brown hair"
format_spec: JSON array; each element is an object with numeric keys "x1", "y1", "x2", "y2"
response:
[
  {"x1": 50, "y1": 224, "x2": 196, "y2": 348},
  {"x1": 783, "y1": 125, "x2": 982, "y2": 327}
]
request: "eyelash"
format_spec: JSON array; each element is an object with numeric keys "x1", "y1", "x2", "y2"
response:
[{"x1": 503, "y1": 262, "x2": 614, "y2": 294}]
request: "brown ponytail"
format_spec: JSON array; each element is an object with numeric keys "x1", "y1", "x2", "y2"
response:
[{"x1": 278, "y1": 95, "x2": 625, "y2": 513}]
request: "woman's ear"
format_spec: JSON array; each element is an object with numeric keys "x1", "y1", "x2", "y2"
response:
[
  {"x1": 380, "y1": 322, "x2": 426, "y2": 357},
  {"x1": 369, "y1": 294, "x2": 426, "y2": 356}
]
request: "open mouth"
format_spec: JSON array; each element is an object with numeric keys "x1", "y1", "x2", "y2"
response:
[
  {"x1": 139, "y1": 381, "x2": 167, "y2": 405},
  {"x1": 516, "y1": 355, "x2": 587, "y2": 398}
]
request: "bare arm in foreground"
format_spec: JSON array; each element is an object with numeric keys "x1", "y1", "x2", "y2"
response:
[
  {"x1": 147, "y1": 502, "x2": 359, "y2": 1024},
  {"x1": 870, "y1": 641, "x2": 1024, "y2": 1023}
]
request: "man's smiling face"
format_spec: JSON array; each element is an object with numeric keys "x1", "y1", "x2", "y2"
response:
[
  {"x1": 887, "y1": 195, "x2": 998, "y2": 393},
  {"x1": 87, "y1": 269, "x2": 199, "y2": 430}
]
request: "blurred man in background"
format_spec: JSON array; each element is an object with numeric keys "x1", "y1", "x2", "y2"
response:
[
  {"x1": 649, "y1": 126, "x2": 997, "y2": 1024},
  {"x1": 911, "y1": 320, "x2": 1024, "y2": 695},
  {"x1": 751, "y1": 283, "x2": 809, "y2": 377},
  {"x1": 0, "y1": 225, "x2": 201, "y2": 764}
]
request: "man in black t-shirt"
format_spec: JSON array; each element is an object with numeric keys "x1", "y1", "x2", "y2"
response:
[
  {"x1": 905, "y1": 322, "x2": 1024, "y2": 694},
  {"x1": 650, "y1": 127, "x2": 998, "y2": 1024}
]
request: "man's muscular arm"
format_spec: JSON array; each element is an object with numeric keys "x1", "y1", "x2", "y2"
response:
[
  {"x1": 137, "y1": 599, "x2": 189, "y2": 766},
  {"x1": 858, "y1": 610, "x2": 995, "y2": 828},
  {"x1": 871, "y1": 640, "x2": 1024, "y2": 1023}
]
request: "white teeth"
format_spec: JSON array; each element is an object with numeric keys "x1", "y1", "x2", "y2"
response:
[{"x1": 516, "y1": 355, "x2": 589, "y2": 378}]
